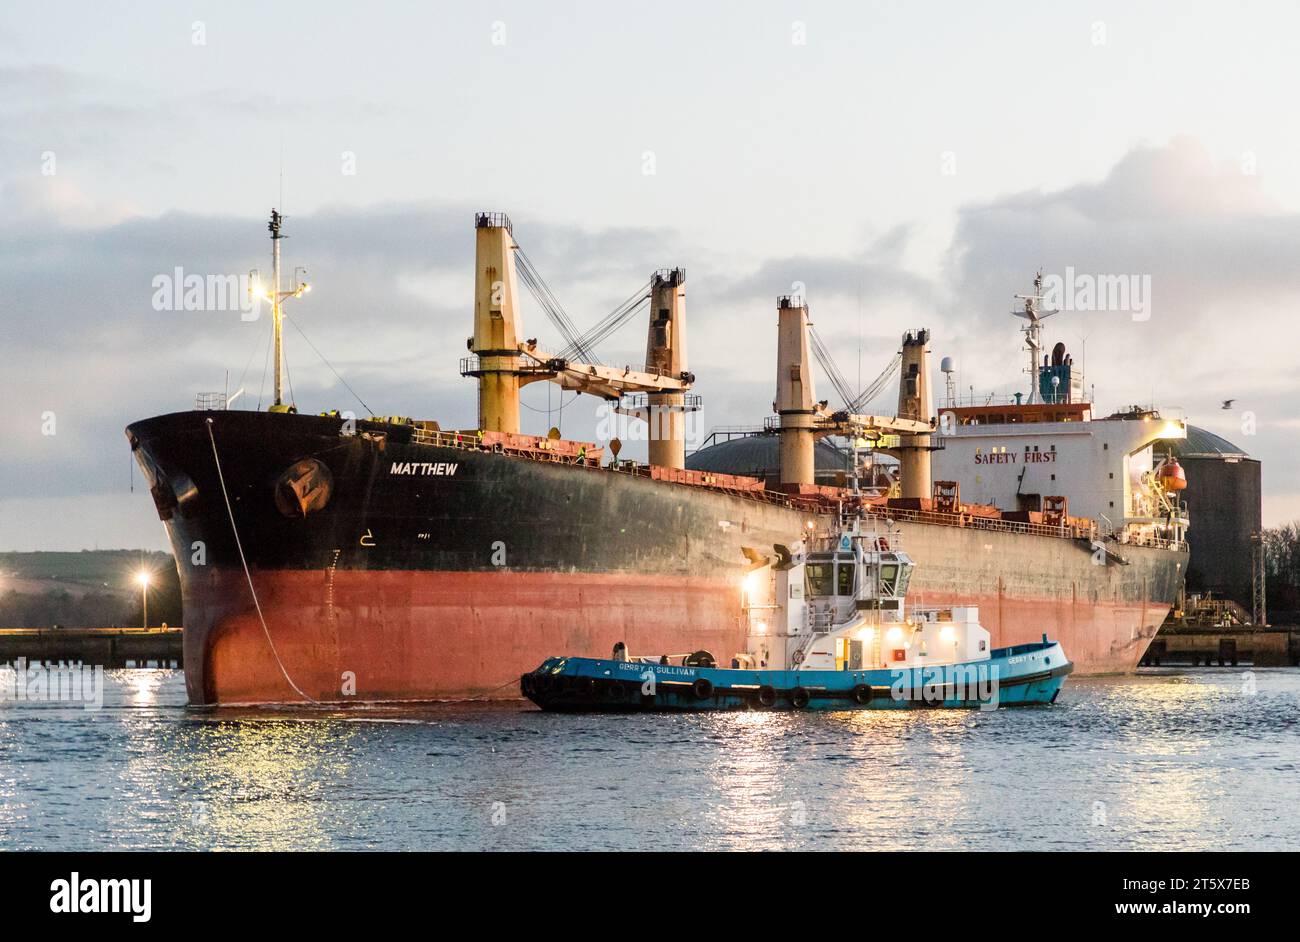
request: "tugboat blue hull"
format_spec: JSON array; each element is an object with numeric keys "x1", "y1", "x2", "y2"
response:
[{"x1": 522, "y1": 641, "x2": 1072, "y2": 712}]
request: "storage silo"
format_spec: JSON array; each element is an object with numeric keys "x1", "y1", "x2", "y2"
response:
[{"x1": 1169, "y1": 426, "x2": 1262, "y2": 610}]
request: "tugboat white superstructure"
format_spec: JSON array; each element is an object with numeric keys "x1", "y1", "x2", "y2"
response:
[{"x1": 742, "y1": 518, "x2": 992, "y2": 675}]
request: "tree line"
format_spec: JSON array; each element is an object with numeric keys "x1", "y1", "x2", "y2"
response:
[
  {"x1": 1263, "y1": 521, "x2": 1300, "y2": 617},
  {"x1": 0, "y1": 571, "x2": 183, "y2": 629}
]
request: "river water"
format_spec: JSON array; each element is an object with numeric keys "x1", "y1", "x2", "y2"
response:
[{"x1": 1, "y1": 667, "x2": 1296, "y2": 851}]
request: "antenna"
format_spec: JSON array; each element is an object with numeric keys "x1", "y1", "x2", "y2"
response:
[
  {"x1": 1010, "y1": 270, "x2": 1060, "y2": 404},
  {"x1": 1075, "y1": 328, "x2": 1090, "y2": 401},
  {"x1": 263, "y1": 208, "x2": 312, "y2": 412},
  {"x1": 940, "y1": 356, "x2": 956, "y2": 409}
]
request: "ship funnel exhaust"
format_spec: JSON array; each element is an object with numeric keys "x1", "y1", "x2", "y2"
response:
[
  {"x1": 471, "y1": 212, "x2": 523, "y2": 434},
  {"x1": 645, "y1": 268, "x2": 688, "y2": 469},
  {"x1": 775, "y1": 295, "x2": 816, "y2": 486},
  {"x1": 897, "y1": 328, "x2": 934, "y2": 499}
]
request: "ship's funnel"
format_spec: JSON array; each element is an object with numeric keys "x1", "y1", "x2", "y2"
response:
[
  {"x1": 471, "y1": 212, "x2": 523, "y2": 434},
  {"x1": 645, "y1": 268, "x2": 688, "y2": 469},
  {"x1": 775, "y1": 296, "x2": 816, "y2": 486},
  {"x1": 896, "y1": 328, "x2": 933, "y2": 499}
]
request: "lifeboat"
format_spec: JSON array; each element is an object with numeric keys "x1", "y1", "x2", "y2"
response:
[{"x1": 1156, "y1": 457, "x2": 1187, "y2": 491}]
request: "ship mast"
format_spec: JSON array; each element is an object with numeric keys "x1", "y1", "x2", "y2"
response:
[
  {"x1": 271, "y1": 209, "x2": 284, "y2": 407},
  {"x1": 1011, "y1": 271, "x2": 1058, "y2": 405},
  {"x1": 259, "y1": 209, "x2": 311, "y2": 413}
]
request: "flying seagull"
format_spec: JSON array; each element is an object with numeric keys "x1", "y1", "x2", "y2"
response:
[{"x1": 1221, "y1": 399, "x2": 1235, "y2": 410}]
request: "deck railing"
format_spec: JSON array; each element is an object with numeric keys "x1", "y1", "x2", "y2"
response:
[{"x1": 395, "y1": 425, "x2": 1184, "y2": 550}]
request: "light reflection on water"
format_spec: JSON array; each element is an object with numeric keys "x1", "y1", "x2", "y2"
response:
[{"x1": 0, "y1": 667, "x2": 1297, "y2": 850}]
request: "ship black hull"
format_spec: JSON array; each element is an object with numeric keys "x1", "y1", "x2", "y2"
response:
[{"x1": 127, "y1": 411, "x2": 1187, "y2": 704}]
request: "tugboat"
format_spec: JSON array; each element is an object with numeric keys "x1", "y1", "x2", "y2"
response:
[{"x1": 521, "y1": 516, "x2": 1073, "y2": 711}]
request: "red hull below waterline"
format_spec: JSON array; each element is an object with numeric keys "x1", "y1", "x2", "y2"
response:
[{"x1": 185, "y1": 569, "x2": 1167, "y2": 705}]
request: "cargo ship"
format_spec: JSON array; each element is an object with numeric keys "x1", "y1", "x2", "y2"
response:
[{"x1": 126, "y1": 213, "x2": 1189, "y2": 705}]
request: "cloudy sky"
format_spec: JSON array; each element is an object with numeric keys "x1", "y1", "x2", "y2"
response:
[{"x1": 2, "y1": 1, "x2": 1298, "y2": 550}]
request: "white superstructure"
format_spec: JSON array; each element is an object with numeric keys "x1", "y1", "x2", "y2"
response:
[
  {"x1": 932, "y1": 402, "x2": 1187, "y2": 542},
  {"x1": 913, "y1": 274, "x2": 1190, "y2": 546},
  {"x1": 740, "y1": 517, "x2": 991, "y2": 672}
]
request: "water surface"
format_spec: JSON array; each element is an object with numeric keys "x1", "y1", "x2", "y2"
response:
[{"x1": 1, "y1": 667, "x2": 1296, "y2": 850}]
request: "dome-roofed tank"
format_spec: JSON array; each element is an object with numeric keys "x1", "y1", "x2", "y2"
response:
[
  {"x1": 687, "y1": 433, "x2": 855, "y2": 487},
  {"x1": 1164, "y1": 426, "x2": 1259, "y2": 612},
  {"x1": 1166, "y1": 425, "x2": 1251, "y2": 459}
]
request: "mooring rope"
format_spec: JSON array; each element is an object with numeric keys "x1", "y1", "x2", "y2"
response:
[
  {"x1": 462, "y1": 677, "x2": 525, "y2": 702},
  {"x1": 205, "y1": 418, "x2": 319, "y2": 704}
]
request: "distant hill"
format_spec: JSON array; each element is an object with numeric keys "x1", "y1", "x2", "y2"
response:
[{"x1": 0, "y1": 550, "x2": 182, "y2": 628}]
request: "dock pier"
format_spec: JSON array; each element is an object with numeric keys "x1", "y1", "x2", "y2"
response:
[
  {"x1": 1142, "y1": 626, "x2": 1299, "y2": 667},
  {"x1": 0, "y1": 627, "x2": 183, "y2": 668}
]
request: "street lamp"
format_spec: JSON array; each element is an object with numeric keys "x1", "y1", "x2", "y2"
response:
[{"x1": 135, "y1": 570, "x2": 151, "y2": 629}]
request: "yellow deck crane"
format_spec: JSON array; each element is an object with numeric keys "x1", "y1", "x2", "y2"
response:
[
  {"x1": 462, "y1": 213, "x2": 696, "y2": 468},
  {"x1": 771, "y1": 295, "x2": 933, "y2": 489}
]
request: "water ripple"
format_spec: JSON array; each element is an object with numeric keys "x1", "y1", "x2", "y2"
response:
[{"x1": 0, "y1": 667, "x2": 1297, "y2": 850}]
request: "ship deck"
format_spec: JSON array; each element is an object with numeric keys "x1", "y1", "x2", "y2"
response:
[{"x1": 406, "y1": 425, "x2": 1184, "y2": 552}]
